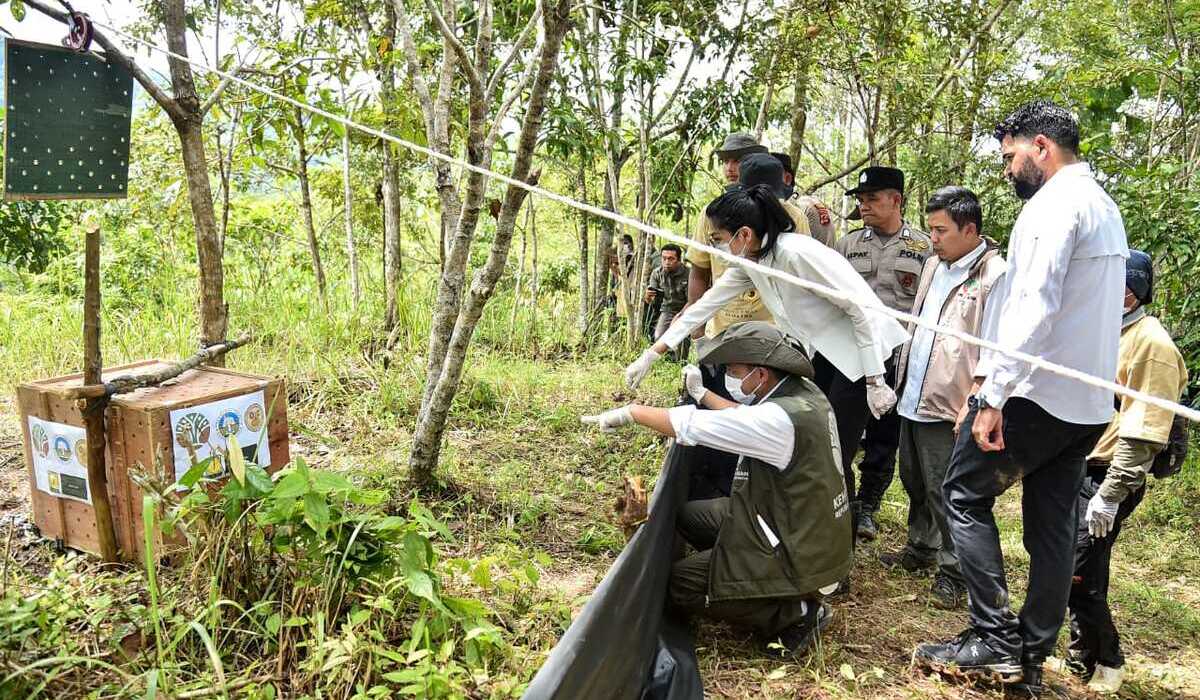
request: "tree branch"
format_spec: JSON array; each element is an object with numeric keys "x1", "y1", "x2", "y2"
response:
[
  {"x1": 201, "y1": 48, "x2": 260, "y2": 115},
  {"x1": 486, "y1": 0, "x2": 542, "y2": 98},
  {"x1": 421, "y1": 0, "x2": 484, "y2": 96},
  {"x1": 391, "y1": 0, "x2": 437, "y2": 141}
]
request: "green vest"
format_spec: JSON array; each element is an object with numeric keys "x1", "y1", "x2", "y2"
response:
[{"x1": 708, "y1": 376, "x2": 853, "y2": 602}]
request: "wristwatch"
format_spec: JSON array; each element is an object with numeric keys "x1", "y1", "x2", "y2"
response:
[{"x1": 969, "y1": 394, "x2": 998, "y2": 411}]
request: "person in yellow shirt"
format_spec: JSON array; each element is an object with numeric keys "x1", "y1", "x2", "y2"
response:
[{"x1": 1066, "y1": 250, "x2": 1188, "y2": 695}]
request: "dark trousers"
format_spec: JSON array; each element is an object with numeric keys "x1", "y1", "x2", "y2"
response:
[
  {"x1": 1067, "y1": 465, "x2": 1145, "y2": 671},
  {"x1": 669, "y1": 498, "x2": 809, "y2": 637},
  {"x1": 858, "y1": 361, "x2": 901, "y2": 512},
  {"x1": 898, "y1": 418, "x2": 962, "y2": 580},
  {"x1": 943, "y1": 398, "x2": 1105, "y2": 663},
  {"x1": 683, "y1": 365, "x2": 738, "y2": 500},
  {"x1": 654, "y1": 309, "x2": 690, "y2": 361},
  {"x1": 813, "y1": 354, "x2": 898, "y2": 506}
]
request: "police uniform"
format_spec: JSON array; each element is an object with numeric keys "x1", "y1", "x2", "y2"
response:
[{"x1": 829, "y1": 166, "x2": 932, "y2": 527}]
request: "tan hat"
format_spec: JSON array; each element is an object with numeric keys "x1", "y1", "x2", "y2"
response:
[
  {"x1": 715, "y1": 132, "x2": 768, "y2": 161},
  {"x1": 698, "y1": 321, "x2": 814, "y2": 379}
]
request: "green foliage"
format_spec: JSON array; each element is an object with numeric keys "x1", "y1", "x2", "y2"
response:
[{"x1": 0, "y1": 201, "x2": 66, "y2": 273}]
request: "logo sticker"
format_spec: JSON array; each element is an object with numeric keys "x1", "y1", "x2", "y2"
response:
[
  {"x1": 243, "y1": 403, "x2": 265, "y2": 433},
  {"x1": 53, "y1": 436, "x2": 71, "y2": 462},
  {"x1": 74, "y1": 439, "x2": 87, "y2": 467},
  {"x1": 217, "y1": 411, "x2": 241, "y2": 438},
  {"x1": 31, "y1": 424, "x2": 49, "y2": 458},
  {"x1": 175, "y1": 412, "x2": 212, "y2": 450}
]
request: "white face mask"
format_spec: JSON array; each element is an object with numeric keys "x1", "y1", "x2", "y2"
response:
[
  {"x1": 724, "y1": 369, "x2": 764, "y2": 405},
  {"x1": 717, "y1": 230, "x2": 749, "y2": 257}
]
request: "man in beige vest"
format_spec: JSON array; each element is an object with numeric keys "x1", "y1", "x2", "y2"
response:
[{"x1": 885, "y1": 186, "x2": 1006, "y2": 611}]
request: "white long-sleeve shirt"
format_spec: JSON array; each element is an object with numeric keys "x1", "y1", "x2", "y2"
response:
[
  {"x1": 660, "y1": 233, "x2": 909, "y2": 380},
  {"x1": 668, "y1": 401, "x2": 795, "y2": 470},
  {"x1": 975, "y1": 162, "x2": 1127, "y2": 425}
]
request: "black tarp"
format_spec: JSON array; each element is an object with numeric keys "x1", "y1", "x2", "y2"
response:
[{"x1": 522, "y1": 444, "x2": 703, "y2": 700}]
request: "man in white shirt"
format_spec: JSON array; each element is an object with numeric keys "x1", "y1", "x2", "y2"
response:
[
  {"x1": 583, "y1": 322, "x2": 851, "y2": 658},
  {"x1": 883, "y1": 187, "x2": 1006, "y2": 611},
  {"x1": 914, "y1": 101, "x2": 1128, "y2": 697}
]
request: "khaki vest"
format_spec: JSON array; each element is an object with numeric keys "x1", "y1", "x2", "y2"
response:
[{"x1": 708, "y1": 377, "x2": 852, "y2": 602}]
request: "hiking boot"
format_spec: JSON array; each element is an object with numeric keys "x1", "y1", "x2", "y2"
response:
[
  {"x1": 827, "y1": 575, "x2": 851, "y2": 599},
  {"x1": 1006, "y1": 663, "x2": 1044, "y2": 698},
  {"x1": 856, "y1": 510, "x2": 879, "y2": 541},
  {"x1": 763, "y1": 602, "x2": 833, "y2": 659},
  {"x1": 1087, "y1": 664, "x2": 1124, "y2": 695},
  {"x1": 913, "y1": 628, "x2": 1023, "y2": 682},
  {"x1": 929, "y1": 573, "x2": 967, "y2": 610},
  {"x1": 879, "y1": 548, "x2": 935, "y2": 573}
]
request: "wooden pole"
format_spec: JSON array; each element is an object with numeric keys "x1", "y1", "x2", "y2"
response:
[{"x1": 82, "y1": 224, "x2": 119, "y2": 562}]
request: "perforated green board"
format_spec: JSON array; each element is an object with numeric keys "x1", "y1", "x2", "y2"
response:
[{"x1": 3, "y1": 39, "x2": 134, "y2": 200}]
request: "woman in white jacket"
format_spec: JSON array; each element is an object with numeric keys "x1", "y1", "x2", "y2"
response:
[{"x1": 625, "y1": 185, "x2": 909, "y2": 484}]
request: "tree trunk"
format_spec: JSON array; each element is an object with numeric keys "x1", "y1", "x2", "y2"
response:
[
  {"x1": 788, "y1": 62, "x2": 809, "y2": 166},
  {"x1": 576, "y1": 164, "x2": 590, "y2": 336},
  {"x1": 293, "y1": 108, "x2": 327, "y2": 303},
  {"x1": 342, "y1": 88, "x2": 361, "y2": 309},
  {"x1": 408, "y1": 0, "x2": 571, "y2": 488},
  {"x1": 381, "y1": 143, "x2": 402, "y2": 329},
  {"x1": 164, "y1": 0, "x2": 226, "y2": 355}
]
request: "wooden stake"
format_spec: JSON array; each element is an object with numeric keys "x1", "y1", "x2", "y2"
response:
[{"x1": 82, "y1": 224, "x2": 119, "y2": 562}]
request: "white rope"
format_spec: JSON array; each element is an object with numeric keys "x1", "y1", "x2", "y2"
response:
[{"x1": 92, "y1": 20, "x2": 1200, "y2": 425}]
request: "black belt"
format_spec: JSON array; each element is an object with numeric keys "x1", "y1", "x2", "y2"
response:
[{"x1": 1086, "y1": 459, "x2": 1111, "y2": 477}]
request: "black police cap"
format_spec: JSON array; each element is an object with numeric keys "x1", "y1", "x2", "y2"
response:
[{"x1": 844, "y1": 166, "x2": 905, "y2": 196}]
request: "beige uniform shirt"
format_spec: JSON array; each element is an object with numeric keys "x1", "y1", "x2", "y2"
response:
[
  {"x1": 1089, "y1": 313, "x2": 1188, "y2": 463},
  {"x1": 834, "y1": 223, "x2": 932, "y2": 314},
  {"x1": 789, "y1": 194, "x2": 836, "y2": 247},
  {"x1": 689, "y1": 198, "x2": 811, "y2": 337}
]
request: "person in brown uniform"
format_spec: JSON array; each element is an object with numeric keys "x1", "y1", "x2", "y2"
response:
[
  {"x1": 830, "y1": 166, "x2": 932, "y2": 541},
  {"x1": 772, "y1": 151, "x2": 836, "y2": 247}
]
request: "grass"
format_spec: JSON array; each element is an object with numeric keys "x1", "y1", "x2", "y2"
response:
[{"x1": 1, "y1": 261, "x2": 1199, "y2": 698}]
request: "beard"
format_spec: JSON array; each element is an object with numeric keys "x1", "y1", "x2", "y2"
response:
[{"x1": 1010, "y1": 159, "x2": 1046, "y2": 200}]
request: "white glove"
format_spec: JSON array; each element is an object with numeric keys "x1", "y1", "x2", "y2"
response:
[
  {"x1": 1085, "y1": 492, "x2": 1120, "y2": 538},
  {"x1": 682, "y1": 365, "x2": 708, "y2": 403},
  {"x1": 866, "y1": 381, "x2": 897, "y2": 419},
  {"x1": 624, "y1": 348, "x2": 663, "y2": 389},
  {"x1": 581, "y1": 405, "x2": 635, "y2": 433}
]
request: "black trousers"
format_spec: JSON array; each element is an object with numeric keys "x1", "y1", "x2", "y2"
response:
[
  {"x1": 812, "y1": 353, "x2": 891, "y2": 505},
  {"x1": 943, "y1": 397, "x2": 1106, "y2": 663},
  {"x1": 683, "y1": 363, "x2": 739, "y2": 500},
  {"x1": 1067, "y1": 465, "x2": 1145, "y2": 671},
  {"x1": 858, "y1": 360, "x2": 901, "y2": 512}
]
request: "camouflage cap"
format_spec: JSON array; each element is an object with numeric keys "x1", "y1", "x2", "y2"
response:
[
  {"x1": 698, "y1": 321, "x2": 814, "y2": 379},
  {"x1": 715, "y1": 132, "x2": 768, "y2": 161}
]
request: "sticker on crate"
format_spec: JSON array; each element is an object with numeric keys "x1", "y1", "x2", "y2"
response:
[
  {"x1": 26, "y1": 417, "x2": 91, "y2": 504},
  {"x1": 169, "y1": 390, "x2": 268, "y2": 484}
]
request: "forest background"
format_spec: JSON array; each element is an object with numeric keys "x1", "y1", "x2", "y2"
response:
[{"x1": 0, "y1": 0, "x2": 1198, "y2": 697}]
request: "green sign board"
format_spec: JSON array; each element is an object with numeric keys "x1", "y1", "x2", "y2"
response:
[{"x1": 3, "y1": 39, "x2": 134, "y2": 200}]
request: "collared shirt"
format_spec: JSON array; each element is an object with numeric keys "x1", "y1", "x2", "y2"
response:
[
  {"x1": 667, "y1": 381, "x2": 794, "y2": 470},
  {"x1": 834, "y1": 223, "x2": 933, "y2": 313},
  {"x1": 898, "y1": 240, "x2": 988, "y2": 422},
  {"x1": 662, "y1": 233, "x2": 909, "y2": 380},
  {"x1": 648, "y1": 263, "x2": 690, "y2": 315},
  {"x1": 976, "y1": 162, "x2": 1128, "y2": 425},
  {"x1": 688, "y1": 197, "x2": 813, "y2": 336}
]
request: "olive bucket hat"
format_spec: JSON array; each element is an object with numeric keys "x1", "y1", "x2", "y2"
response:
[{"x1": 698, "y1": 321, "x2": 814, "y2": 380}]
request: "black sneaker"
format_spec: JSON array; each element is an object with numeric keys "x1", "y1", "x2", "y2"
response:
[
  {"x1": 929, "y1": 573, "x2": 967, "y2": 610},
  {"x1": 913, "y1": 628, "x2": 1023, "y2": 682},
  {"x1": 856, "y1": 510, "x2": 879, "y2": 541},
  {"x1": 879, "y1": 548, "x2": 935, "y2": 573},
  {"x1": 1006, "y1": 664, "x2": 1044, "y2": 698},
  {"x1": 827, "y1": 575, "x2": 851, "y2": 599},
  {"x1": 763, "y1": 602, "x2": 833, "y2": 659}
]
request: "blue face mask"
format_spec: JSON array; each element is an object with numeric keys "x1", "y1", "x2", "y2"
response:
[{"x1": 724, "y1": 368, "x2": 764, "y2": 405}]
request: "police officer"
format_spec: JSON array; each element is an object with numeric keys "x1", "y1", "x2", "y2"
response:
[{"x1": 830, "y1": 166, "x2": 931, "y2": 540}]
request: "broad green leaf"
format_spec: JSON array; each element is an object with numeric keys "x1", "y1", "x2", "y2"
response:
[
  {"x1": 312, "y1": 470, "x2": 353, "y2": 494},
  {"x1": 227, "y1": 434, "x2": 245, "y2": 486},
  {"x1": 11, "y1": 0, "x2": 24, "y2": 21},
  {"x1": 272, "y1": 470, "x2": 310, "y2": 500},
  {"x1": 303, "y1": 492, "x2": 330, "y2": 534}
]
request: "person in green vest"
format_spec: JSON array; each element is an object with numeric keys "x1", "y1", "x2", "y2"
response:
[{"x1": 581, "y1": 322, "x2": 853, "y2": 657}]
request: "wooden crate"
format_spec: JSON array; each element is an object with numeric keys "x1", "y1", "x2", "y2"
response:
[{"x1": 16, "y1": 360, "x2": 289, "y2": 561}]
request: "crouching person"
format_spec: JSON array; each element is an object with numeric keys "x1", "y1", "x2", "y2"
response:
[
  {"x1": 581, "y1": 322, "x2": 852, "y2": 658},
  {"x1": 1065, "y1": 250, "x2": 1188, "y2": 694}
]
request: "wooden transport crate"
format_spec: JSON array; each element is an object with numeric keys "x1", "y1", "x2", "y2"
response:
[{"x1": 16, "y1": 360, "x2": 289, "y2": 562}]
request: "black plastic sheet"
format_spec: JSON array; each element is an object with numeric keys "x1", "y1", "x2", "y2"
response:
[{"x1": 523, "y1": 444, "x2": 703, "y2": 700}]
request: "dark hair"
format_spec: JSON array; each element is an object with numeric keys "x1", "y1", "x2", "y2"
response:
[
  {"x1": 661, "y1": 243, "x2": 683, "y2": 258},
  {"x1": 704, "y1": 184, "x2": 794, "y2": 259},
  {"x1": 925, "y1": 186, "x2": 983, "y2": 235},
  {"x1": 621, "y1": 234, "x2": 634, "y2": 245},
  {"x1": 993, "y1": 100, "x2": 1080, "y2": 154}
]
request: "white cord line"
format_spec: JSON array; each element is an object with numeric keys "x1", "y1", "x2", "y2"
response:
[{"x1": 94, "y1": 20, "x2": 1200, "y2": 425}]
